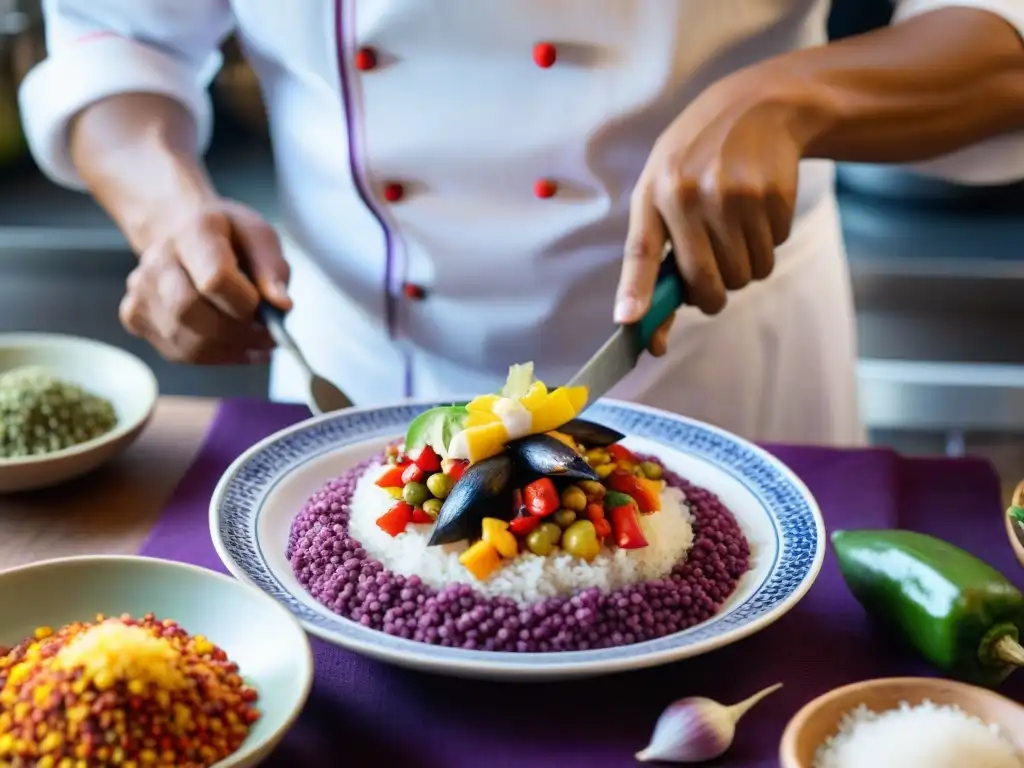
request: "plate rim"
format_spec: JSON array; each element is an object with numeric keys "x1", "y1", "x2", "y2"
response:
[{"x1": 210, "y1": 398, "x2": 826, "y2": 678}]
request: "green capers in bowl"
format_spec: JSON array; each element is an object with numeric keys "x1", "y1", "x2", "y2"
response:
[{"x1": 0, "y1": 366, "x2": 118, "y2": 459}]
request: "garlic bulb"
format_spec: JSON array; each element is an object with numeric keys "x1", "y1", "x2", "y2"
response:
[{"x1": 636, "y1": 682, "x2": 783, "y2": 763}]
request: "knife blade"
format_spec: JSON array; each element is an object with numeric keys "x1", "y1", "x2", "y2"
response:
[{"x1": 564, "y1": 250, "x2": 687, "y2": 404}]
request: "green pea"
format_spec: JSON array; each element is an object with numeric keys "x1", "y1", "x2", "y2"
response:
[
  {"x1": 552, "y1": 509, "x2": 576, "y2": 529},
  {"x1": 559, "y1": 485, "x2": 587, "y2": 512},
  {"x1": 639, "y1": 461, "x2": 663, "y2": 480},
  {"x1": 403, "y1": 482, "x2": 431, "y2": 507},
  {"x1": 562, "y1": 520, "x2": 601, "y2": 561},
  {"x1": 537, "y1": 522, "x2": 562, "y2": 546},
  {"x1": 422, "y1": 498, "x2": 443, "y2": 517},
  {"x1": 526, "y1": 528, "x2": 556, "y2": 556},
  {"x1": 426, "y1": 472, "x2": 454, "y2": 499}
]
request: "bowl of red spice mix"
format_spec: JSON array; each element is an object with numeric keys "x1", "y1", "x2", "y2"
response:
[{"x1": 0, "y1": 555, "x2": 313, "y2": 767}]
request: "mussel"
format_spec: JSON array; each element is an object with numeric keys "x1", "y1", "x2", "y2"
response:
[
  {"x1": 428, "y1": 453, "x2": 515, "y2": 546},
  {"x1": 556, "y1": 419, "x2": 625, "y2": 448},
  {"x1": 508, "y1": 434, "x2": 599, "y2": 481}
]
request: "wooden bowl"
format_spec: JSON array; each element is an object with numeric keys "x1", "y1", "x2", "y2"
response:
[
  {"x1": 779, "y1": 677, "x2": 1024, "y2": 767},
  {"x1": 1007, "y1": 480, "x2": 1024, "y2": 569}
]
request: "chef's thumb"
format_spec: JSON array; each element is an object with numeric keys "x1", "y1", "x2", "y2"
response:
[
  {"x1": 233, "y1": 218, "x2": 293, "y2": 311},
  {"x1": 615, "y1": 191, "x2": 666, "y2": 324}
]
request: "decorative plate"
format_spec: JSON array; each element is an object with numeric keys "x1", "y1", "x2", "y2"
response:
[{"x1": 211, "y1": 399, "x2": 825, "y2": 681}]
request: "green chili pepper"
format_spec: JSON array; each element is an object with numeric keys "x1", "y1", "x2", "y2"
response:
[
  {"x1": 1009, "y1": 505, "x2": 1024, "y2": 529},
  {"x1": 832, "y1": 528, "x2": 1024, "y2": 688}
]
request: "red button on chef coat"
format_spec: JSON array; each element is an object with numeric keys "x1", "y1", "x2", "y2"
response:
[
  {"x1": 383, "y1": 183, "x2": 405, "y2": 203},
  {"x1": 354, "y1": 47, "x2": 377, "y2": 71},
  {"x1": 533, "y1": 179, "x2": 558, "y2": 199},
  {"x1": 403, "y1": 283, "x2": 426, "y2": 300},
  {"x1": 533, "y1": 42, "x2": 557, "y2": 69}
]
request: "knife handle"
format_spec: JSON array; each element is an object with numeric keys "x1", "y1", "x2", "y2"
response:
[{"x1": 635, "y1": 249, "x2": 687, "y2": 350}]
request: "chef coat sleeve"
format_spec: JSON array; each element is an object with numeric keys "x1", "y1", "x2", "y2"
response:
[
  {"x1": 889, "y1": 0, "x2": 1024, "y2": 184},
  {"x1": 18, "y1": 0, "x2": 234, "y2": 191}
]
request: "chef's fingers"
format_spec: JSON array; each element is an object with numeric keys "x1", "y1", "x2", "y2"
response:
[
  {"x1": 228, "y1": 210, "x2": 293, "y2": 311},
  {"x1": 617, "y1": 184, "x2": 668, "y2": 324},
  {"x1": 127, "y1": 253, "x2": 273, "y2": 361},
  {"x1": 655, "y1": 181, "x2": 727, "y2": 315},
  {"x1": 176, "y1": 213, "x2": 262, "y2": 322},
  {"x1": 742, "y1": 207, "x2": 776, "y2": 281},
  {"x1": 647, "y1": 313, "x2": 676, "y2": 357}
]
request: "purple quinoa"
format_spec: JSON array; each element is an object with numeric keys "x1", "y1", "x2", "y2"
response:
[{"x1": 287, "y1": 455, "x2": 750, "y2": 652}]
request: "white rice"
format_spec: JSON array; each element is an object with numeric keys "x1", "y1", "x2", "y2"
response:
[
  {"x1": 347, "y1": 464, "x2": 695, "y2": 604},
  {"x1": 813, "y1": 699, "x2": 1023, "y2": 768}
]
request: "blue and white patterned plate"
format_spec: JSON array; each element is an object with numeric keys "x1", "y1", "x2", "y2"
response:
[{"x1": 211, "y1": 399, "x2": 824, "y2": 681}]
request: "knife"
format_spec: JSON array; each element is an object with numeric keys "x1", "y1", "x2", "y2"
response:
[{"x1": 564, "y1": 250, "x2": 687, "y2": 404}]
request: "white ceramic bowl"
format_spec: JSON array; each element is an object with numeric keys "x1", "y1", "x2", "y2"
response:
[
  {"x1": 0, "y1": 555, "x2": 314, "y2": 767},
  {"x1": 0, "y1": 333, "x2": 159, "y2": 492}
]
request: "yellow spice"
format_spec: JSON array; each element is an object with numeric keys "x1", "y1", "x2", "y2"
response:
[{"x1": 54, "y1": 622, "x2": 186, "y2": 690}]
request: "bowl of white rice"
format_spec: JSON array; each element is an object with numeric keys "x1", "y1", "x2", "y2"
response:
[{"x1": 780, "y1": 677, "x2": 1024, "y2": 768}]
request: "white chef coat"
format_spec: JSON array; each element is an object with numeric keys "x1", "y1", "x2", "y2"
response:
[{"x1": 19, "y1": 0, "x2": 1024, "y2": 446}]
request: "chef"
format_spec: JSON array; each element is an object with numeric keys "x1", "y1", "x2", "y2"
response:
[{"x1": 18, "y1": 1, "x2": 1024, "y2": 446}]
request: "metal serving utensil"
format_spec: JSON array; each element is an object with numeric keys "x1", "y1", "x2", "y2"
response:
[{"x1": 257, "y1": 300, "x2": 353, "y2": 415}]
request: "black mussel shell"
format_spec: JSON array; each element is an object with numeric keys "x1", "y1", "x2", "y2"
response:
[
  {"x1": 507, "y1": 434, "x2": 599, "y2": 481},
  {"x1": 428, "y1": 453, "x2": 515, "y2": 546},
  {"x1": 556, "y1": 419, "x2": 625, "y2": 448}
]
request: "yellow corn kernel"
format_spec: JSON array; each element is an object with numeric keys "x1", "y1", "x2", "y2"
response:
[
  {"x1": 193, "y1": 636, "x2": 214, "y2": 656},
  {"x1": 0, "y1": 732, "x2": 14, "y2": 755},
  {"x1": 383, "y1": 486, "x2": 403, "y2": 499},
  {"x1": 34, "y1": 626, "x2": 53, "y2": 640},
  {"x1": 127, "y1": 679, "x2": 146, "y2": 696},
  {"x1": 38, "y1": 731, "x2": 63, "y2": 753},
  {"x1": 595, "y1": 463, "x2": 615, "y2": 479},
  {"x1": 37, "y1": 757, "x2": 54, "y2": 768}
]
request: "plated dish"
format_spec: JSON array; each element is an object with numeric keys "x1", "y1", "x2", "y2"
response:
[{"x1": 212, "y1": 364, "x2": 825, "y2": 679}]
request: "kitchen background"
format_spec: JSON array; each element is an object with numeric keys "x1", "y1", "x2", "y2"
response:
[{"x1": 1, "y1": 0, "x2": 1023, "y2": 491}]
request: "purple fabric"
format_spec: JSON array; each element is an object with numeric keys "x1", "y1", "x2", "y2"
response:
[{"x1": 141, "y1": 399, "x2": 1024, "y2": 767}]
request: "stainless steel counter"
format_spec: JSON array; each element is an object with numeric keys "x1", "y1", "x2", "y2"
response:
[{"x1": 1, "y1": 136, "x2": 1023, "y2": 435}]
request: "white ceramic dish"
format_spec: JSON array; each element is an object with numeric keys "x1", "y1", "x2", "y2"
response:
[
  {"x1": 0, "y1": 333, "x2": 158, "y2": 492},
  {"x1": 211, "y1": 399, "x2": 825, "y2": 681},
  {"x1": 0, "y1": 555, "x2": 314, "y2": 767}
]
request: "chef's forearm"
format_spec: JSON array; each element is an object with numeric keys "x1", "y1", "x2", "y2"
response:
[
  {"x1": 758, "y1": 7, "x2": 1024, "y2": 163},
  {"x1": 69, "y1": 94, "x2": 218, "y2": 253}
]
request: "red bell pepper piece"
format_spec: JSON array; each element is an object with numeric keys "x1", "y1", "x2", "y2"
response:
[
  {"x1": 509, "y1": 515, "x2": 541, "y2": 536},
  {"x1": 594, "y1": 517, "x2": 612, "y2": 540},
  {"x1": 447, "y1": 459, "x2": 469, "y2": 483},
  {"x1": 607, "y1": 469, "x2": 661, "y2": 513},
  {"x1": 609, "y1": 505, "x2": 648, "y2": 549},
  {"x1": 585, "y1": 503, "x2": 606, "y2": 523},
  {"x1": 524, "y1": 478, "x2": 560, "y2": 517},
  {"x1": 377, "y1": 502, "x2": 413, "y2": 537},
  {"x1": 402, "y1": 463, "x2": 427, "y2": 484},
  {"x1": 410, "y1": 506, "x2": 435, "y2": 524},
  {"x1": 375, "y1": 465, "x2": 407, "y2": 488},
  {"x1": 412, "y1": 445, "x2": 442, "y2": 473},
  {"x1": 608, "y1": 444, "x2": 638, "y2": 466}
]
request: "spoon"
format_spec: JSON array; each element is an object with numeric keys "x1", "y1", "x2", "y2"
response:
[{"x1": 257, "y1": 301, "x2": 353, "y2": 415}]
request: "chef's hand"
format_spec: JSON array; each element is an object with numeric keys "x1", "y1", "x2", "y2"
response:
[
  {"x1": 119, "y1": 199, "x2": 292, "y2": 364},
  {"x1": 616, "y1": 72, "x2": 803, "y2": 357}
]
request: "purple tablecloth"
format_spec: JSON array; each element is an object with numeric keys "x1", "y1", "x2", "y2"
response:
[{"x1": 140, "y1": 399, "x2": 1024, "y2": 767}]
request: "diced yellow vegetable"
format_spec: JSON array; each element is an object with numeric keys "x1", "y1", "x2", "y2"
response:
[
  {"x1": 520, "y1": 381, "x2": 549, "y2": 412},
  {"x1": 461, "y1": 422, "x2": 511, "y2": 462},
  {"x1": 383, "y1": 486, "x2": 403, "y2": 499},
  {"x1": 459, "y1": 540, "x2": 503, "y2": 580},
  {"x1": 529, "y1": 388, "x2": 579, "y2": 434},
  {"x1": 466, "y1": 394, "x2": 500, "y2": 413},
  {"x1": 636, "y1": 477, "x2": 663, "y2": 512},
  {"x1": 564, "y1": 386, "x2": 588, "y2": 413},
  {"x1": 464, "y1": 409, "x2": 501, "y2": 428},
  {"x1": 481, "y1": 518, "x2": 519, "y2": 558}
]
